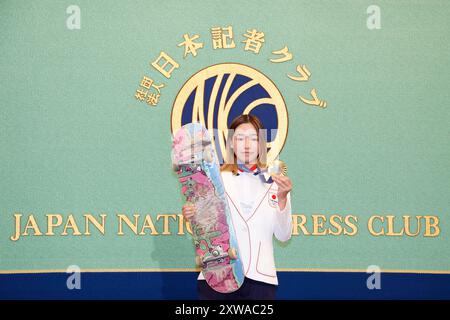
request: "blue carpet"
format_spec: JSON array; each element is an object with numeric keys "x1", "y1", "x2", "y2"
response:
[{"x1": 0, "y1": 271, "x2": 449, "y2": 299}]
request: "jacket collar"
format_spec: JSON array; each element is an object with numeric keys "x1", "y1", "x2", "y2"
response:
[
  {"x1": 237, "y1": 163, "x2": 260, "y2": 175},
  {"x1": 223, "y1": 171, "x2": 274, "y2": 223},
  {"x1": 236, "y1": 162, "x2": 273, "y2": 184}
]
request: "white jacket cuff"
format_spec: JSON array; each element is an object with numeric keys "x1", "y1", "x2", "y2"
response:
[{"x1": 274, "y1": 192, "x2": 292, "y2": 242}]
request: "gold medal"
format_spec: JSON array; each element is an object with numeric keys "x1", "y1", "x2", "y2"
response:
[{"x1": 267, "y1": 160, "x2": 288, "y2": 176}]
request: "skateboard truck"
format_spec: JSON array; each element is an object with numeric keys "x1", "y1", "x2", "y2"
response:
[{"x1": 196, "y1": 246, "x2": 238, "y2": 267}]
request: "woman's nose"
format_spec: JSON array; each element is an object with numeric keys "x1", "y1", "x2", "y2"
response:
[{"x1": 244, "y1": 137, "x2": 250, "y2": 148}]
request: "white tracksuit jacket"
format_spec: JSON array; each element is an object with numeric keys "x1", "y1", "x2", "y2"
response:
[{"x1": 197, "y1": 170, "x2": 293, "y2": 285}]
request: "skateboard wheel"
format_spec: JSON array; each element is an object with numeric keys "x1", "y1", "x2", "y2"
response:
[
  {"x1": 228, "y1": 248, "x2": 237, "y2": 260},
  {"x1": 195, "y1": 256, "x2": 203, "y2": 267}
]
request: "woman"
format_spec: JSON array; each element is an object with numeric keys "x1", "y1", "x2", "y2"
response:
[{"x1": 182, "y1": 114, "x2": 293, "y2": 300}]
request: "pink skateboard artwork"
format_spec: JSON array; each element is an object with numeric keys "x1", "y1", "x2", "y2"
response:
[{"x1": 172, "y1": 122, "x2": 245, "y2": 293}]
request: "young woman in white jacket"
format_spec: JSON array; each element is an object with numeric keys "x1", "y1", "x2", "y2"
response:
[{"x1": 182, "y1": 114, "x2": 293, "y2": 300}]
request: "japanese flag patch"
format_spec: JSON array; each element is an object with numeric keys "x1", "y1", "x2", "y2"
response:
[{"x1": 268, "y1": 190, "x2": 279, "y2": 208}]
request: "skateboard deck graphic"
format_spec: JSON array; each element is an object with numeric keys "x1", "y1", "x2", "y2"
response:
[{"x1": 172, "y1": 122, "x2": 245, "y2": 293}]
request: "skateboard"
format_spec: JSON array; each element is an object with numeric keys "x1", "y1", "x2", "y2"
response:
[{"x1": 171, "y1": 122, "x2": 245, "y2": 293}]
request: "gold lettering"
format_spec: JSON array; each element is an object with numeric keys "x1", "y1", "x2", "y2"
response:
[
  {"x1": 46, "y1": 214, "x2": 63, "y2": 235},
  {"x1": 329, "y1": 215, "x2": 344, "y2": 236},
  {"x1": 368, "y1": 215, "x2": 384, "y2": 236},
  {"x1": 61, "y1": 214, "x2": 82, "y2": 236},
  {"x1": 156, "y1": 214, "x2": 177, "y2": 235},
  {"x1": 117, "y1": 214, "x2": 139, "y2": 235},
  {"x1": 386, "y1": 215, "x2": 404, "y2": 236},
  {"x1": 312, "y1": 215, "x2": 327, "y2": 236},
  {"x1": 84, "y1": 213, "x2": 106, "y2": 235},
  {"x1": 177, "y1": 214, "x2": 185, "y2": 235},
  {"x1": 139, "y1": 214, "x2": 159, "y2": 235},
  {"x1": 424, "y1": 215, "x2": 440, "y2": 237},
  {"x1": 24, "y1": 215, "x2": 43, "y2": 236},
  {"x1": 404, "y1": 215, "x2": 421, "y2": 237},
  {"x1": 10, "y1": 213, "x2": 23, "y2": 241},
  {"x1": 292, "y1": 214, "x2": 309, "y2": 236},
  {"x1": 344, "y1": 215, "x2": 358, "y2": 236}
]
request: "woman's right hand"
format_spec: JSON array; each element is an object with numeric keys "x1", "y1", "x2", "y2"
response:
[{"x1": 182, "y1": 202, "x2": 196, "y2": 221}]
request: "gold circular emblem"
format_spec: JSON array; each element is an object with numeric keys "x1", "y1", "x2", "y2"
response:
[{"x1": 171, "y1": 63, "x2": 288, "y2": 164}]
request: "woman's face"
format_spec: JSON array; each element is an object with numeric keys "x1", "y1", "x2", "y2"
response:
[{"x1": 232, "y1": 123, "x2": 259, "y2": 164}]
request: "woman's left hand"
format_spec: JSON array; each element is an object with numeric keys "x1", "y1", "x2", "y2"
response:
[{"x1": 271, "y1": 174, "x2": 293, "y2": 201}]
